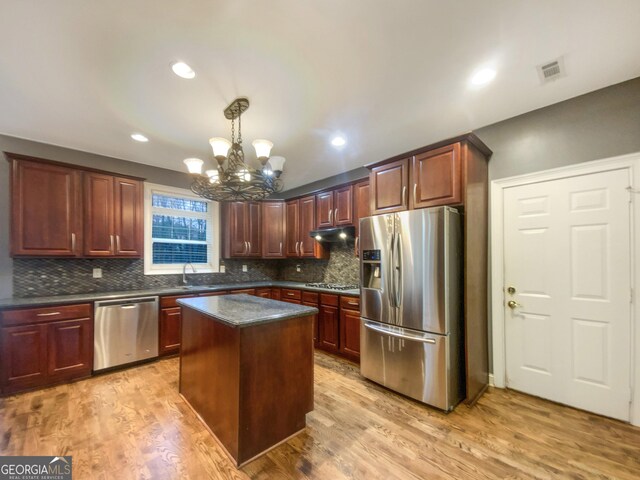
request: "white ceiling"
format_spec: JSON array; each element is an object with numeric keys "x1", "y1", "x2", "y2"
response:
[{"x1": 1, "y1": 1, "x2": 639, "y2": 190}]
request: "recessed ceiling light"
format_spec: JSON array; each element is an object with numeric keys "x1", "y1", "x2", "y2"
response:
[
  {"x1": 470, "y1": 68, "x2": 496, "y2": 87},
  {"x1": 331, "y1": 135, "x2": 346, "y2": 147},
  {"x1": 171, "y1": 61, "x2": 195, "y2": 79},
  {"x1": 131, "y1": 133, "x2": 149, "y2": 142}
]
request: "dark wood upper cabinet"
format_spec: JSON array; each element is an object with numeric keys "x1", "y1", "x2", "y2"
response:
[
  {"x1": 222, "y1": 201, "x2": 261, "y2": 258},
  {"x1": 9, "y1": 158, "x2": 82, "y2": 256},
  {"x1": 84, "y1": 173, "x2": 143, "y2": 257},
  {"x1": 410, "y1": 143, "x2": 462, "y2": 209},
  {"x1": 285, "y1": 197, "x2": 327, "y2": 259},
  {"x1": 353, "y1": 181, "x2": 370, "y2": 257},
  {"x1": 299, "y1": 195, "x2": 318, "y2": 258},
  {"x1": 8, "y1": 154, "x2": 143, "y2": 258},
  {"x1": 261, "y1": 201, "x2": 285, "y2": 258},
  {"x1": 315, "y1": 185, "x2": 353, "y2": 228},
  {"x1": 334, "y1": 185, "x2": 353, "y2": 226},
  {"x1": 285, "y1": 200, "x2": 300, "y2": 257},
  {"x1": 315, "y1": 191, "x2": 334, "y2": 229},
  {"x1": 84, "y1": 173, "x2": 115, "y2": 256},
  {"x1": 113, "y1": 177, "x2": 143, "y2": 256},
  {"x1": 370, "y1": 158, "x2": 409, "y2": 215}
]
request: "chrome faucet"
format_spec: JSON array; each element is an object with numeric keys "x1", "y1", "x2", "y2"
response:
[{"x1": 182, "y1": 262, "x2": 197, "y2": 285}]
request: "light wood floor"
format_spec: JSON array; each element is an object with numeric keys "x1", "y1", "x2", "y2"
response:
[{"x1": 1, "y1": 353, "x2": 638, "y2": 479}]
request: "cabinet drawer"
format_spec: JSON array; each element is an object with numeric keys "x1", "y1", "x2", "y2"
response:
[
  {"x1": 320, "y1": 293, "x2": 339, "y2": 307},
  {"x1": 230, "y1": 288, "x2": 256, "y2": 295},
  {"x1": 281, "y1": 289, "x2": 301, "y2": 300},
  {"x1": 1, "y1": 303, "x2": 91, "y2": 326},
  {"x1": 160, "y1": 295, "x2": 197, "y2": 308},
  {"x1": 340, "y1": 296, "x2": 360, "y2": 311},
  {"x1": 301, "y1": 291, "x2": 319, "y2": 304}
]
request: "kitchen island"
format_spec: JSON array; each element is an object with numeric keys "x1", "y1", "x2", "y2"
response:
[{"x1": 177, "y1": 294, "x2": 318, "y2": 467}]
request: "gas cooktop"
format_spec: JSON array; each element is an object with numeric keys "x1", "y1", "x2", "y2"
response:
[{"x1": 305, "y1": 283, "x2": 359, "y2": 291}]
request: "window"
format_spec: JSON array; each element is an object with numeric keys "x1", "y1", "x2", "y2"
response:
[{"x1": 144, "y1": 183, "x2": 219, "y2": 274}]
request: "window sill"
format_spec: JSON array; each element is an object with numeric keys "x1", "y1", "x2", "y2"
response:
[{"x1": 144, "y1": 267, "x2": 218, "y2": 276}]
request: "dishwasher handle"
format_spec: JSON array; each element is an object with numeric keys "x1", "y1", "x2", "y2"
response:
[{"x1": 95, "y1": 296, "x2": 159, "y2": 309}]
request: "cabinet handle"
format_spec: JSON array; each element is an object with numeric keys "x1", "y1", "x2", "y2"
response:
[
  {"x1": 299, "y1": 241, "x2": 304, "y2": 256},
  {"x1": 335, "y1": 208, "x2": 338, "y2": 223},
  {"x1": 347, "y1": 301, "x2": 359, "y2": 306},
  {"x1": 279, "y1": 242, "x2": 283, "y2": 255},
  {"x1": 355, "y1": 236, "x2": 359, "y2": 254},
  {"x1": 287, "y1": 292, "x2": 295, "y2": 296},
  {"x1": 37, "y1": 312, "x2": 61, "y2": 317},
  {"x1": 295, "y1": 241, "x2": 299, "y2": 255},
  {"x1": 402, "y1": 186, "x2": 407, "y2": 206},
  {"x1": 413, "y1": 184, "x2": 417, "y2": 205},
  {"x1": 248, "y1": 241, "x2": 251, "y2": 253},
  {"x1": 110, "y1": 235, "x2": 115, "y2": 253},
  {"x1": 328, "y1": 208, "x2": 333, "y2": 224},
  {"x1": 71, "y1": 233, "x2": 76, "y2": 253},
  {"x1": 116, "y1": 235, "x2": 121, "y2": 252}
]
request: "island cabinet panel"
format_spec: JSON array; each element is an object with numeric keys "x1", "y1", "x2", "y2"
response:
[
  {"x1": 179, "y1": 302, "x2": 314, "y2": 467},
  {"x1": 302, "y1": 291, "x2": 320, "y2": 346},
  {"x1": 370, "y1": 158, "x2": 409, "y2": 215},
  {"x1": 10, "y1": 158, "x2": 82, "y2": 256},
  {"x1": 222, "y1": 202, "x2": 261, "y2": 258},
  {"x1": 410, "y1": 143, "x2": 462, "y2": 209},
  {"x1": 0, "y1": 303, "x2": 93, "y2": 395},
  {"x1": 261, "y1": 201, "x2": 285, "y2": 258},
  {"x1": 159, "y1": 307, "x2": 181, "y2": 355}
]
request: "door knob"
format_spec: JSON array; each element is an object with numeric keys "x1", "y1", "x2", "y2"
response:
[{"x1": 507, "y1": 300, "x2": 522, "y2": 309}]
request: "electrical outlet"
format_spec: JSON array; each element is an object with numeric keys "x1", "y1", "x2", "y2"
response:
[
  {"x1": 242, "y1": 264, "x2": 248, "y2": 272},
  {"x1": 220, "y1": 264, "x2": 226, "y2": 273},
  {"x1": 296, "y1": 265, "x2": 301, "y2": 273},
  {"x1": 93, "y1": 268, "x2": 103, "y2": 279}
]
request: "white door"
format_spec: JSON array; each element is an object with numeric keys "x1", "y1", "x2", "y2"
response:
[{"x1": 504, "y1": 168, "x2": 631, "y2": 421}]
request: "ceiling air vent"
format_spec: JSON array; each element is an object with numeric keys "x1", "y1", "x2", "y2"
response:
[{"x1": 537, "y1": 57, "x2": 565, "y2": 84}]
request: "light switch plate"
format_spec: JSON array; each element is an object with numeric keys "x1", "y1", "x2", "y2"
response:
[
  {"x1": 93, "y1": 268, "x2": 102, "y2": 279},
  {"x1": 220, "y1": 264, "x2": 226, "y2": 273},
  {"x1": 296, "y1": 265, "x2": 301, "y2": 272},
  {"x1": 242, "y1": 264, "x2": 248, "y2": 272}
]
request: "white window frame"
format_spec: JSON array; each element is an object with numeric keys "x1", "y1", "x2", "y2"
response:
[{"x1": 144, "y1": 182, "x2": 220, "y2": 275}]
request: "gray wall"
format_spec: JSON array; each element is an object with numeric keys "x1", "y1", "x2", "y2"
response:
[
  {"x1": 0, "y1": 134, "x2": 193, "y2": 298},
  {"x1": 477, "y1": 77, "x2": 640, "y2": 180},
  {"x1": 272, "y1": 166, "x2": 369, "y2": 200}
]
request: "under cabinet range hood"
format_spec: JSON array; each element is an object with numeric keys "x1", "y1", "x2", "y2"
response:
[{"x1": 310, "y1": 226, "x2": 356, "y2": 242}]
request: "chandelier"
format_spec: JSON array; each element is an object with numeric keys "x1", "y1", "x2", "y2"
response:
[{"x1": 183, "y1": 97, "x2": 286, "y2": 201}]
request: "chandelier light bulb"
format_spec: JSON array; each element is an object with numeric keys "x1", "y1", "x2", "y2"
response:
[
  {"x1": 252, "y1": 139, "x2": 273, "y2": 163},
  {"x1": 268, "y1": 156, "x2": 286, "y2": 174},
  {"x1": 209, "y1": 137, "x2": 232, "y2": 159},
  {"x1": 183, "y1": 158, "x2": 204, "y2": 174}
]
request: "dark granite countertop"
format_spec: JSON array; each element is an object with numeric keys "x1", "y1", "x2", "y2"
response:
[
  {"x1": 178, "y1": 294, "x2": 319, "y2": 327},
  {"x1": 0, "y1": 281, "x2": 359, "y2": 309}
]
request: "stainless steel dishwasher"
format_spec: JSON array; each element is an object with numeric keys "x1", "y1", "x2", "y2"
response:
[{"x1": 94, "y1": 296, "x2": 159, "y2": 371}]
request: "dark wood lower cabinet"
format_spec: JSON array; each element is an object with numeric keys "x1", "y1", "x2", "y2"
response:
[
  {"x1": 47, "y1": 318, "x2": 93, "y2": 380},
  {"x1": 318, "y1": 304, "x2": 339, "y2": 352},
  {"x1": 339, "y1": 308, "x2": 361, "y2": 362},
  {"x1": 159, "y1": 307, "x2": 182, "y2": 356},
  {"x1": 1, "y1": 324, "x2": 47, "y2": 393},
  {"x1": 0, "y1": 304, "x2": 93, "y2": 395},
  {"x1": 255, "y1": 288, "x2": 272, "y2": 298}
]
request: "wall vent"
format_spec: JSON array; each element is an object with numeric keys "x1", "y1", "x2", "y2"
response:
[{"x1": 537, "y1": 57, "x2": 565, "y2": 84}]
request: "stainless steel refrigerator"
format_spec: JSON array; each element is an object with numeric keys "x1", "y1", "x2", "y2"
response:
[{"x1": 359, "y1": 206, "x2": 464, "y2": 411}]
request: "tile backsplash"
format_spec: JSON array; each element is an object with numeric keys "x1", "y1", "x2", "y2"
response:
[{"x1": 11, "y1": 241, "x2": 361, "y2": 297}]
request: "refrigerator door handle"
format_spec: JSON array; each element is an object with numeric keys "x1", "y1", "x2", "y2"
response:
[
  {"x1": 363, "y1": 321, "x2": 436, "y2": 344},
  {"x1": 388, "y1": 231, "x2": 396, "y2": 308},
  {"x1": 394, "y1": 232, "x2": 402, "y2": 307}
]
